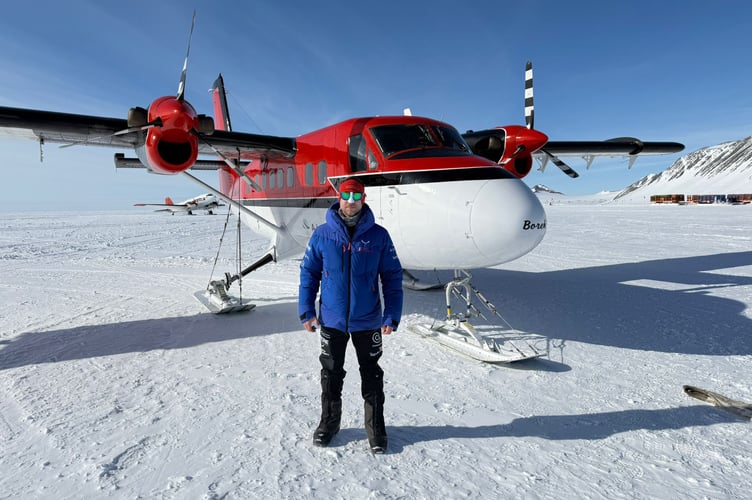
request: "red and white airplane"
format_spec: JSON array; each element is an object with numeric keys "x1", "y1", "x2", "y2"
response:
[
  {"x1": 134, "y1": 193, "x2": 224, "y2": 215},
  {"x1": 0, "y1": 23, "x2": 683, "y2": 361}
]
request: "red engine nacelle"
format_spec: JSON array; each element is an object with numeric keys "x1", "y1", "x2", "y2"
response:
[
  {"x1": 498, "y1": 125, "x2": 547, "y2": 179},
  {"x1": 507, "y1": 154, "x2": 534, "y2": 178},
  {"x1": 141, "y1": 96, "x2": 202, "y2": 174},
  {"x1": 462, "y1": 125, "x2": 548, "y2": 179}
]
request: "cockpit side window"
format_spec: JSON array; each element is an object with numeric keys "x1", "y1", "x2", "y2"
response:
[
  {"x1": 433, "y1": 125, "x2": 470, "y2": 152},
  {"x1": 368, "y1": 149, "x2": 378, "y2": 170},
  {"x1": 371, "y1": 124, "x2": 438, "y2": 158},
  {"x1": 370, "y1": 123, "x2": 472, "y2": 159},
  {"x1": 348, "y1": 134, "x2": 367, "y2": 172}
]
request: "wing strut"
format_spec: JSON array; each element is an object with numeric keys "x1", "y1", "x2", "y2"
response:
[
  {"x1": 180, "y1": 171, "x2": 280, "y2": 234},
  {"x1": 196, "y1": 133, "x2": 263, "y2": 191},
  {"x1": 182, "y1": 170, "x2": 283, "y2": 314}
]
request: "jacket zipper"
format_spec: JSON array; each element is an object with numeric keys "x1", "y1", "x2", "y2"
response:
[{"x1": 345, "y1": 239, "x2": 352, "y2": 332}]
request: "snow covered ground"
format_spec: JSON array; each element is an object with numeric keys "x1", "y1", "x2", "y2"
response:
[{"x1": 1, "y1": 203, "x2": 751, "y2": 499}]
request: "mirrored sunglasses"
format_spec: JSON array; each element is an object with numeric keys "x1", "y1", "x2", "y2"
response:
[{"x1": 340, "y1": 191, "x2": 363, "y2": 202}]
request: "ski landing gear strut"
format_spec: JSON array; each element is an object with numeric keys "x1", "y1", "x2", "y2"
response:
[
  {"x1": 194, "y1": 252, "x2": 274, "y2": 314},
  {"x1": 409, "y1": 270, "x2": 547, "y2": 363},
  {"x1": 193, "y1": 198, "x2": 276, "y2": 313}
]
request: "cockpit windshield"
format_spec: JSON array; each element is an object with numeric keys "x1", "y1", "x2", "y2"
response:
[{"x1": 370, "y1": 124, "x2": 471, "y2": 159}]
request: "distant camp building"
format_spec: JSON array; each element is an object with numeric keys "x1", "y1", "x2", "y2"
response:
[
  {"x1": 728, "y1": 193, "x2": 752, "y2": 204},
  {"x1": 650, "y1": 193, "x2": 752, "y2": 204},
  {"x1": 650, "y1": 194, "x2": 685, "y2": 204},
  {"x1": 687, "y1": 194, "x2": 726, "y2": 204}
]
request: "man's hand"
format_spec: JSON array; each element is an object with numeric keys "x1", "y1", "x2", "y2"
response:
[
  {"x1": 381, "y1": 325, "x2": 394, "y2": 336},
  {"x1": 303, "y1": 317, "x2": 320, "y2": 332}
]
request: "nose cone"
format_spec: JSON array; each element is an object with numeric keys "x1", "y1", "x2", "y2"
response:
[
  {"x1": 515, "y1": 127, "x2": 549, "y2": 153},
  {"x1": 470, "y1": 178, "x2": 546, "y2": 265}
]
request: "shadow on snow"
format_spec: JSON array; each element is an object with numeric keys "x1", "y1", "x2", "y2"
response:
[
  {"x1": 321, "y1": 405, "x2": 744, "y2": 451},
  {"x1": 0, "y1": 301, "x2": 299, "y2": 371},
  {"x1": 2, "y1": 251, "x2": 751, "y2": 370},
  {"x1": 384, "y1": 405, "x2": 745, "y2": 451},
  {"x1": 404, "y1": 251, "x2": 752, "y2": 356}
]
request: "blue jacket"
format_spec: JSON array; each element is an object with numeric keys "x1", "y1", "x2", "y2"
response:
[{"x1": 298, "y1": 203, "x2": 403, "y2": 333}]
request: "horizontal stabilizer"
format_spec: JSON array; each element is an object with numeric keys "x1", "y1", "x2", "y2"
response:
[{"x1": 115, "y1": 153, "x2": 251, "y2": 171}]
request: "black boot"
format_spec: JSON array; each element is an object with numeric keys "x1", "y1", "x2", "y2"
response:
[
  {"x1": 313, "y1": 398, "x2": 342, "y2": 447},
  {"x1": 313, "y1": 369, "x2": 344, "y2": 447},
  {"x1": 364, "y1": 396, "x2": 387, "y2": 453},
  {"x1": 361, "y1": 366, "x2": 387, "y2": 453}
]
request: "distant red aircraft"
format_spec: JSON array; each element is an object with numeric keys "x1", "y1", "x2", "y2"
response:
[{"x1": 134, "y1": 193, "x2": 224, "y2": 215}]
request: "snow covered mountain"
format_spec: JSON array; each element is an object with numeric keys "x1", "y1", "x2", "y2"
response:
[{"x1": 614, "y1": 136, "x2": 752, "y2": 201}]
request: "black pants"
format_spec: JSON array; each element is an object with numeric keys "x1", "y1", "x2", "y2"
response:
[{"x1": 319, "y1": 326, "x2": 384, "y2": 402}]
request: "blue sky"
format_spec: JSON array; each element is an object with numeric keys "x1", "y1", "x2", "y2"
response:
[{"x1": 1, "y1": 0, "x2": 751, "y2": 210}]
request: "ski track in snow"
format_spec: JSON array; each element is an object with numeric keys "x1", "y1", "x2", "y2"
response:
[{"x1": 1, "y1": 205, "x2": 751, "y2": 499}]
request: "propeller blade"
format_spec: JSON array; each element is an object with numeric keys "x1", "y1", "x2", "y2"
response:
[
  {"x1": 541, "y1": 148, "x2": 579, "y2": 178},
  {"x1": 499, "y1": 144, "x2": 525, "y2": 166},
  {"x1": 524, "y1": 60, "x2": 534, "y2": 130},
  {"x1": 524, "y1": 61, "x2": 577, "y2": 177},
  {"x1": 58, "y1": 119, "x2": 163, "y2": 149},
  {"x1": 176, "y1": 10, "x2": 196, "y2": 101},
  {"x1": 112, "y1": 119, "x2": 163, "y2": 136}
]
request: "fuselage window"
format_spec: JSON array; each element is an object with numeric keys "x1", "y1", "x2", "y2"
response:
[
  {"x1": 287, "y1": 166, "x2": 294, "y2": 187},
  {"x1": 254, "y1": 174, "x2": 260, "y2": 191},
  {"x1": 269, "y1": 170, "x2": 275, "y2": 190},
  {"x1": 305, "y1": 163, "x2": 313, "y2": 186},
  {"x1": 317, "y1": 160, "x2": 327, "y2": 185},
  {"x1": 261, "y1": 172, "x2": 267, "y2": 191},
  {"x1": 277, "y1": 169, "x2": 284, "y2": 189}
]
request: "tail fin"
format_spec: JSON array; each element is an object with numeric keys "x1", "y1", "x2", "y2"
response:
[
  {"x1": 165, "y1": 197, "x2": 174, "y2": 205},
  {"x1": 211, "y1": 74, "x2": 232, "y2": 132}
]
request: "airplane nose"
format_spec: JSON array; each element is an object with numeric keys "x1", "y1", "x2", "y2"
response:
[{"x1": 469, "y1": 178, "x2": 546, "y2": 265}]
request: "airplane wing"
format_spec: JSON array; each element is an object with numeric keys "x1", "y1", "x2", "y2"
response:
[
  {"x1": 0, "y1": 106, "x2": 296, "y2": 162},
  {"x1": 134, "y1": 205, "x2": 182, "y2": 213},
  {"x1": 133, "y1": 203, "x2": 185, "y2": 208},
  {"x1": 538, "y1": 138, "x2": 684, "y2": 157},
  {"x1": 533, "y1": 138, "x2": 684, "y2": 172},
  {"x1": 0, "y1": 107, "x2": 136, "y2": 147}
]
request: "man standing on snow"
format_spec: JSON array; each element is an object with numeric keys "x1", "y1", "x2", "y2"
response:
[{"x1": 298, "y1": 177, "x2": 403, "y2": 453}]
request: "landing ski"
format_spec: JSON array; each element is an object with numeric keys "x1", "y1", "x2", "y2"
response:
[
  {"x1": 409, "y1": 322, "x2": 546, "y2": 363},
  {"x1": 194, "y1": 285, "x2": 255, "y2": 314},
  {"x1": 683, "y1": 385, "x2": 752, "y2": 420},
  {"x1": 409, "y1": 269, "x2": 549, "y2": 363}
]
